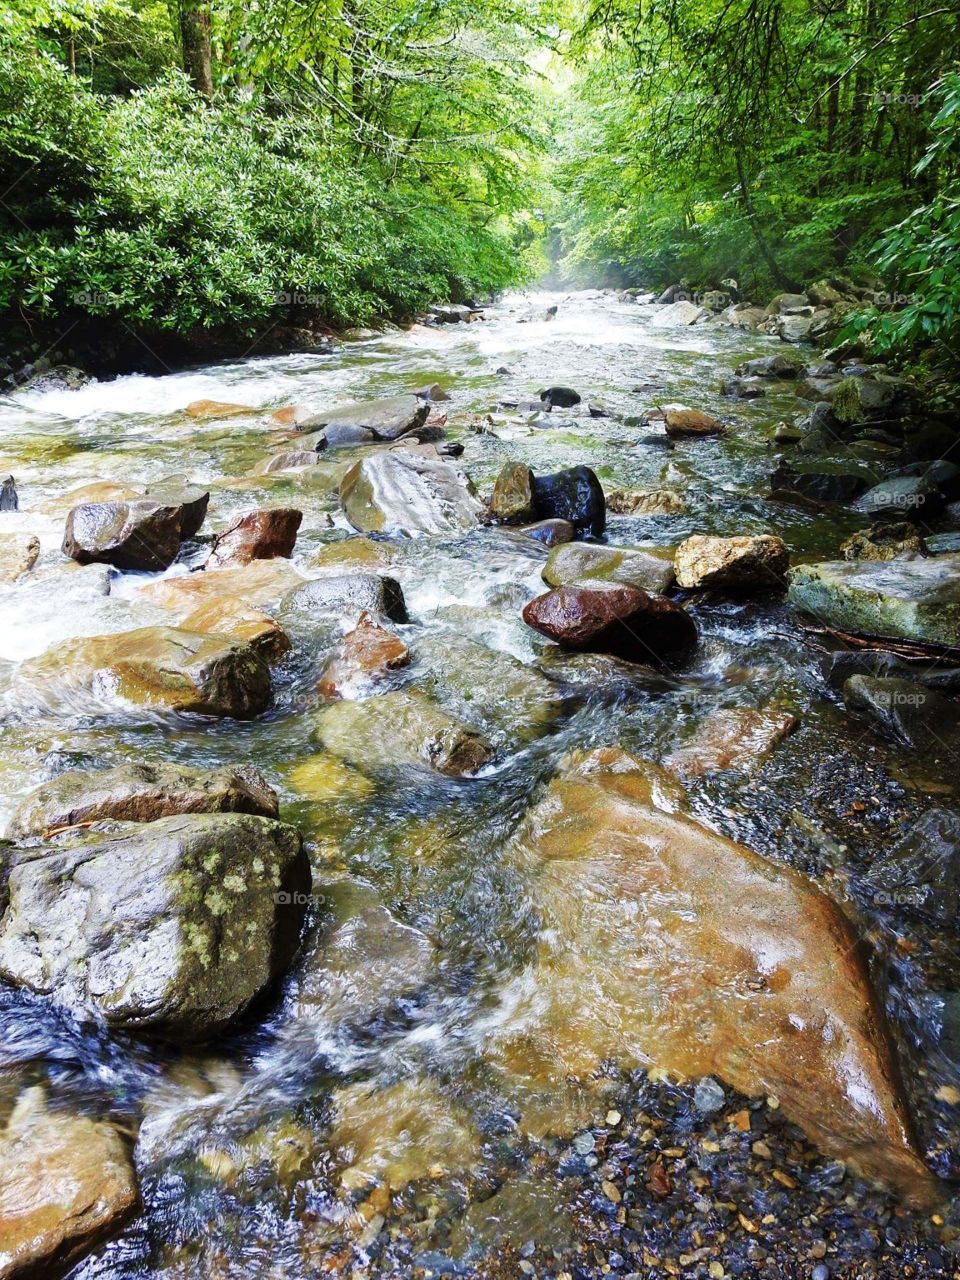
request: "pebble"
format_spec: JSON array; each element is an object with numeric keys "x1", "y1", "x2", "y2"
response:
[
  {"x1": 573, "y1": 1131, "x2": 596, "y2": 1155},
  {"x1": 812, "y1": 1266, "x2": 830, "y2": 1280},
  {"x1": 693, "y1": 1077, "x2": 725, "y2": 1114}
]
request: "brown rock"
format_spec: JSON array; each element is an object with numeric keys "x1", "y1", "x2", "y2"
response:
[
  {"x1": 208, "y1": 507, "x2": 302, "y2": 568},
  {"x1": 318, "y1": 613, "x2": 410, "y2": 697},
  {"x1": 184, "y1": 399, "x2": 259, "y2": 420},
  {"x1": 181, "y1": 598, "x2": 291, "y2": 661},
  {"x1": 675, "y1": 534, "x2": 789, "y2": 592},
  {"x1": 0, "y1": 1087, "x2": 138, "y2": 1279},
  {"x1": 267, "y1": 405, "x2": 312, "y2": 427},
  {"x1": 607, "y1": 488, "x2": 685, "y2": 515},
  {"x1": 490, "y1": 748, "x2": 941, "y2": 1207},
  {"x1": 663, "y1": 406, "x2": 727, "y2": 438},
  {"x1": 522, "y1": 582, "x2": 697, "y2": 664},
  {"x1": 63, "y1": 501, "x2": 183, "y2": 571},
  {"x1": 841, "y1": 522, "x2": 927, "y2": 562},
  {"x1": 490, "y1": 462, "x2": 535, "y2": 523},
  {"x1": 665, "y1": 707, "x2": 799, "y2": 777},
  {"x1": 138, "y1": 559, "x2": 301, "y2": 617},
  {"x1": 6, "y1": 762, "x2": 279, "y2": 839},
  {"x1": 0, "y1": 534, "x2": 39, "y2": 583}
]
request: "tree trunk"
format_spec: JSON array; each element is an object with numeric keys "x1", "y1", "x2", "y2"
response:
[
  {"x1": 734, "y1": 151, "x2": 799, "y2": 292},
  {"x1": 179, "y1": 1, "x2": 213, "y2": 98}
]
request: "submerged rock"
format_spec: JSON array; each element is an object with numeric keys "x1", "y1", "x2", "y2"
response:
[
  {"x1": 340, "y1": 449, "x2": 483, "y2": 537},
  {"x1": 788, "y1": 556, "x2": 960, "y2": 648},
  {"x1": 863, "y1": 809, "x2": 960, "y2": 927},
  {"x1": 185, "y1": 399, "x2": 259, "y2": 421},
  {"x1": 675, "y1": 534, "x2": 789, "y2": 592},
  {"x1": 489, "y1": 748, "x2": 939, "y2": 1206},
  {"x1": 607, "y1": 488, "x2": 685, "y2": 515},
  {"x1": 14, "y1": 626, "x2": 272, "y2": 719},
  {"x1": 62, "y1": 500, "x2": 184, "y2": 571},
  {"x1": 518, "y1": 519, "x2": 575, "y2": 547},
  {"x1": 530, "y1": 465, "x2": 606, "y2": 538},
  {"x1": 523, "y1": 582, "x2": 697, "y2": 664},
  {"x1": 0, "y1": 1087, "x2": 137, "y2": 1278},
  {"x1": 300, "y1": 394, "x2": 429, "y2": 441},
  {"x1": 138, "y1": 558, "x2": 301, "y2": 618},
  {"x1": 317, "y1": 613, "x2": 410, "y2": 698},
  {"x1": 180, "y1": 598, "x2": 291, "y2": 662},
  {"x1": 770, "y1": 461, "x2": 871, "y2": 507},
  {"x1": 6, "y1": 762, "x2": 278, "y2": 839},
  {"x1": 208, "y1": 507, "x2": 302, "y2": 568},
  {"x1": 842, "y1": 675, "x2": 960, "y2": 750},
  {"x1": 665, "y1": 707, "x2": 798, "y2": 777},
  {"x1": 542, "y1": 542, "x2": 675, "y2": 594},
  {"x1": 314, "y1": 689, "x2": 494, "y2": 777},
  {"x1": 0, "y1": 812, "x2": 309, "y2": 1039},
  {"x1": 0, "y1": 534, "x2": 39, "y2": 583}
]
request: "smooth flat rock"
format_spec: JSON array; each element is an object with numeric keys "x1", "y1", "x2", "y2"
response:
[
  {"x1": 13, "y1": 626, "x2": 272, "y2": 719},
  {"x1": 300, "y1": 394, "x2": 429, "y2": 441},
  {"x1": 0, "y1": 812, "x2": 308, "y2": 1040},
  {"x1": 542, "y1": 543, "x2": 675, "y2": 594},
  {"x1": 842, "y1": 675, "x2": 960, "y2": 750},
  {"x1": 788, "y1": 556, "x2": 960, "y2": 648},
  {"x1": 663, "y1": 406, "x2": 726, "y2": 438},
  {"x1": 340, "y1": 449, "x2": 483, "y2": 537},
  {"x1": 6, "y1": 762, "x2": 279, "y2": 840},
  {"x1": 138, "y1": 559, "x2": 302, "y2": 618},
  {"x1": 488, "y1": 748, "x2": 939, "y2": 1207},
  {"x1": 282, "y1": 573, "x2": 407, "y2": 624},
  {"x1": 180, "y1": 598, "x2": 291, "y2": 662},
  {"x1": 649, "y1": 301, "x2": 709, "y2": 327},
  {"x1": 665, "y1": 707, "x2": 798, "y2": 776},
  {"x1": 185, "y1": 399, "x2": 259, "y2": 420},
  {"x1": 0, "y1": 1087, "x2": 137, "y2": 1279}
]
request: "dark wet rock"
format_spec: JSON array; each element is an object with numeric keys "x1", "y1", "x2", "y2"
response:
[
  {"x1": 904, "y1": 421, "x2": 958, "y2": 461},
  {"x1": 822, "y1": 648, "x2": 960, "y2": 695},
  {"x1": 522, "y1": 582, "x2": 697, "y2": 664},
  {"x1": 587, "y1": 401, "x2": 609, "y2": 417},
  {"x1": 663, "y1": 405, "x2": 727, "y2": 438},
  {"x1": 0, "y1": 812, "x2": 308, "y2": 1040},
  {"x1": 788, "y1": 556, "x2": 960, "y2": 648},
  {"x1": 0, "y1": 1087, "x2": 138, "y2": 1278},
  {"x1": 530, "y1": 465, "x2": 605, "y2": 538},
  {"x1": 665, "y1": 707, "x2": 798, "y2": 777},
  {"x1": 855, "y1": 476, "x2": 944, "y2": 520},
  {"x1": 142, "y1": 479, "x2": 209, "y2": 539},
  {"x1": 770, "y1": 460, "x2": 871, "y2": 506},
  {"x1": 314, "y1": 689, "x2": 493, "y2": 776},
  {"x1": 833, "y1": 374, "x2": 907, "y2": 425},
  {"x1": 282, "y1": 573, "x2": 408, "y2": 624},
  {"x1": 539, "y1": 386, "x2": 581, "y2": 409},
  {"x1": 675, "y1": 534, "x2": 789, "y2": 592},
  {"x1": 413, "y1": 383, "x2": 450, "y2": 403},
  {"x1": 843, "y1": 675, "x2": 960, "y2": 751},
  {"x1": 14, "y1": 626, "x2": 272, "y2": 719},
  {"x1": 6, "y1": 762, "x2": 279, "y2": 840},
  {"x1": 340, "y1": 448, "x2": 483, "y2": 537},
  {"x1": 721, "y1": 376, "x2": 766, "y2": 399},
  {"x1": 489, "y1": 462, "x2": 535, "y2": 523},
  {"x1": 437, "y1": 440, "x2": 464, "y2": 459},
  {"x1": 429, "y1": 304, "x2": 476, "y2": 324},
  {"x1": 542, "y1": 542, "x2": 675, "y2": 593},
  {"x1": 778, "y1": 313, "x2": 817, "y2": 343},
  {"x1": 927, "y1": 533, "x2": 960, "y2": 555},
  {"x1": 300, "y1": 394, "x2": 429, "y2": 441},
  {"x1": 62, "y1": 500, "x2": 184, "y2": 571},
  {"x1": 894, "y1": 459, "x2": 960, "y2": 502},
  {"x1": 840, "y1": 522, "x2": 927, "y2": 562},
  {"x1": 209, "y1": 507, "x2": 302, "y2": 568},
  {"x1": 863, "y1": 809, "x2": 960, "y2": 927},
  {"x1": 317, "y1": 613, "x2": 410, "y2": 698},
  {"x1": 19, "y1": 364, "x2": 92, "y2": 394},
  {"x1": 518, "y1": 519, "x2": 575, "y2": 547},
  {"x1": 0, "y1": 476, "x2": 18, "y2": 512},
  {"x1": 317, "y1": 422, "x2": 375, "y2": 448}
]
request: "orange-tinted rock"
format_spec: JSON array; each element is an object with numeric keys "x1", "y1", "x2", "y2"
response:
[
  {"x1": 180, "y1": 598, "x2": 291, "y2": 662},
  {"x1": 675, "y1": 534, "x2": 789, "y2": 592},
  {"x1": 665, "y1": 706, "x2": 798, "y2": 777},
  {"x1": 184, "y1": 399, "x2": 259, "y2": 421},
  {"x1": 318, "y1": 613, "x2": 409, "y2": 697},
  {"x1": 663, "y1": 406, "x2": 727, "y2": 438},
  {"x1": 267, "y1": 405, "x2": 312, "y2": 427},
  {"x1": 138, "y1": 559, "x2": 301, "y2": 617},
  {"x1": 208, "y1": 507, "x2": 302, "y2": 568},
  {"x1": 490, "y1": 748, "x2": 940, "y2": 1207},
  {"x1": 522, "y1": 582, "x2": 696, "y2": 664}
]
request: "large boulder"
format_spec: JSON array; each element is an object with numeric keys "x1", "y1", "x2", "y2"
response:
[
  {"x1": 675, "y1": 534, "x2": 789, "y2": 592},
  {"x1": 649, "y1": 301, "x2": 709, "y2": 327},
  {"x1": 522, "y1": 582, "x2": 697, "y2": 664},
  {"x1": 62, "y1": 500, "x2": 184, "y2": 571},
  {"x1": 138, "y1": 559, "x2": 301, "y2": 618},
  {"x1": 314, "y1": 689, "x2": 494, "y2": 777},
  {"x1": 855, "y1": 476, "x2": 944, "y2": 520},
  {"x1": 142, "y1": 479, "x2": 209, "y2": 538},
  {"x1": 788, "y1": 556, "x2": 960, "y2": 648},
  {"x1": 340, "y1": 449, "x2": 483, "y2": 537},
  {"x1": 489, "y1": 748, "x2": 939, "y2": 1206},
  {"x1": 299, "y1": 394, "x2": 429, "y2": 441},
  {"x1": 0, "y1": 1087, "x2": 138, "y2": 1279},
  {"x1": 833, "y1": 375, "x2": 906, "y2": 425},
  {"x1": 0, "y1": 813, "x2": 308, "y2": 1039},
  {"x1": 542, "y1": 542, "x2": 675, "y2": 594},
  {"x1": 530, "y1": 465, "x2": 605, "y2": 538},
  {"x1": 282, "y1": 573, "x2": 407, "y2": 625},
  {"x1": 180, "y1": 598, "x2": 291, "y2": 662},
  {"x1": 208, "y1": 507, "x2": 302, "y2": 568},
  {"x1": 6, "y1": 762, "x2": 278, "y2": 840},
  {"x1": 13, "y1": 627, "x2": 272, "y2": 719}
]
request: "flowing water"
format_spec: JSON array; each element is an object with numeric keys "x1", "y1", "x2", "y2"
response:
[{"x1": 1, "y1": 291, "x2": 958, "y2": 1276}]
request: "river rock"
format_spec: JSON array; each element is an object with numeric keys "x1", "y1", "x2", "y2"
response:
[
  {"x1": 489, "y1": 747, "x2": 939, "y2": 1206},
  {"x1": 607, "y1": 488, "x2": 685, "y2": 515},
  {"x1": 138, "y1": 558, "x2": 301, "y2": 617},
  {"x1": 314, "y1": 689, "x2": 494, "y2": 776},
  {"x1": 788, "y1": 556, "x2": 960, "y2": 648},
  {"x1": 6, "y1": 762, "x2": 279, "y2": 840},
  {"x1": 317, "y1": 613, "x2": 410, "y2": 697},
  {"x1": 895, "y1": 459, "x2": 960, "y2": 502},
  {"x1": 665, "y1": 707, "x2": 798, "y2": 777},
  {"x1": 833, "y1": 375, "x2": 905, "y2": 424},
  {"x1": 649, "y1": 301, "x2": 709, "y2": 327},
  {"x1": 282, "y1": 573, "x2": 407, "y2": 625},
  {"x1": 778, "y1": 313, "x2": 815, "y2": 342},
  {"x1": 735, "y1": 354, "x2": 802, "y2": 378},
  {"x1": 142, "y1": 479, "x2": 209, "y2": 538},
  {"x1": 414, "y1": 383, "x2": 450, "y2": 403},
  {"x1": 675, "y1": 534, "x2": 788, "y2": 592},
  {"x1": 340, "y1": 449, "x2": 483, "y2": 537},
  {"x1": 862, "y1": 809, "x2": 960, "y2": 927},
  {"x1": 0, "y1": 1087, "x2": 137, "y2": 1279},
  {"x1": 663, "y1": 405, "x2": 727, "y2": 438},
  {"x1": 0, "y1": 812, "x2": 309, "y2": 1039},
  {"x1": 490, "y1": 462, "x2": 535, "y2": 523},
  {"x1": 842, "y1": 675, "x2": 960, "y2": 750},
  {"x1": 0, "y1": 476, "x2": 18, "y2": 511},
  {"x1": 530, "y1": 465, "x2": 605, "y2": 538},
  {"x1": 539, "y1": 386, "x2": 581, "y2": 409},
  {"x1": 855, "y1": 476, "x2": 944, "y2": 520},
  {"x1": 63, "y1": 500, "x2": 184, "y2": 571},
  {"x1": 821, "y1": 648, "x2": 960, "y2": 695},
  {"x1": 542, "y1": 543, "x2": 675, "y2": 594},
  {"x1": 720, "y1": 376, "x2": 766, "y2": 398},
  {"x1": 522, "y1": 582, "x2": 697, "y2": 664},
  {"x1": 770, "y1": 460, "x2": 871, "y2": 506},
  {"x1": 767, "y1": 291, "x2": 810, "y2": 314},
  {"x1": 14, "y1": 626, "x2": 272, "y2": 719},
  {"x1": 316, "y1": 422, "x2": 376, "y2": 448},
  {"x1": 301, "y1": 394, "x2": 429, "y2": 442},
  {"x1": 0, "y1": 534, "x2": 39, "y2": 583},
  {"x1": 519, "y1": 519, "x2": 575, "y2": 547},
  {"x1": 260, "y1": 450, "x2": 328, "y2": 473},
  {"x1": 180, "y1": 598, "x2": 291, "y2": 662},
  {"x1": 310, "y1": 536, "x2": 397, "y2": 570},
  {"x1": 840, "y1": 522, "x2": 927, "y2": 562},
  {"x1": 208, "y1": 507, "x2": 302, "y2": 568},
  {"x1": 185, "y1": 399, "x2": 259, "y2": 420}
]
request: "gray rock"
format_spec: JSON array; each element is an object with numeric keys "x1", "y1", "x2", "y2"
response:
[
  {"x1": 542, "y1": 542, "x2": 675, "y2": 594},
  {"x1": 0, "y1": 475, "x2": 18, "y2": 511},
  {"x1": 694, "y1": 1077, "x2": 725, "y2": 1113},
  {"x1": 19, "y1": 364, "x2": 92, "y2": 394},
  {"x1": 299, "y1": 394, "x2": 429, "y2": 441},
  {"x1": 822, "y1": 649, "x2": 960, "y2": 695},
  {"x1": 649, "y1": 300, "x2": 709, "y2": 327},
  {"x1": 340, "y1": 448, "x2": 483, "y2": 537},
  {"x1": 863, "y1": 809, "x2": 960, "y2": 925},
  {"x1": 282, "y1": 572, "x2": 408, "y2": 623},
  {"x1": 0, "y1": 812, "x2": 309, "y2": 1040},
  {"x1": 843, "y1": 675, "x2": 960, "y2": 750},
  {"x1": 62, "y1": 500, "x2": 184, "y2": 571},
  {"x1": 317, "y1": 423, "x2": 376, "y2": 448},
  {"x1": 855, "y1": 476, "x2": 944, "y2": 519}
]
